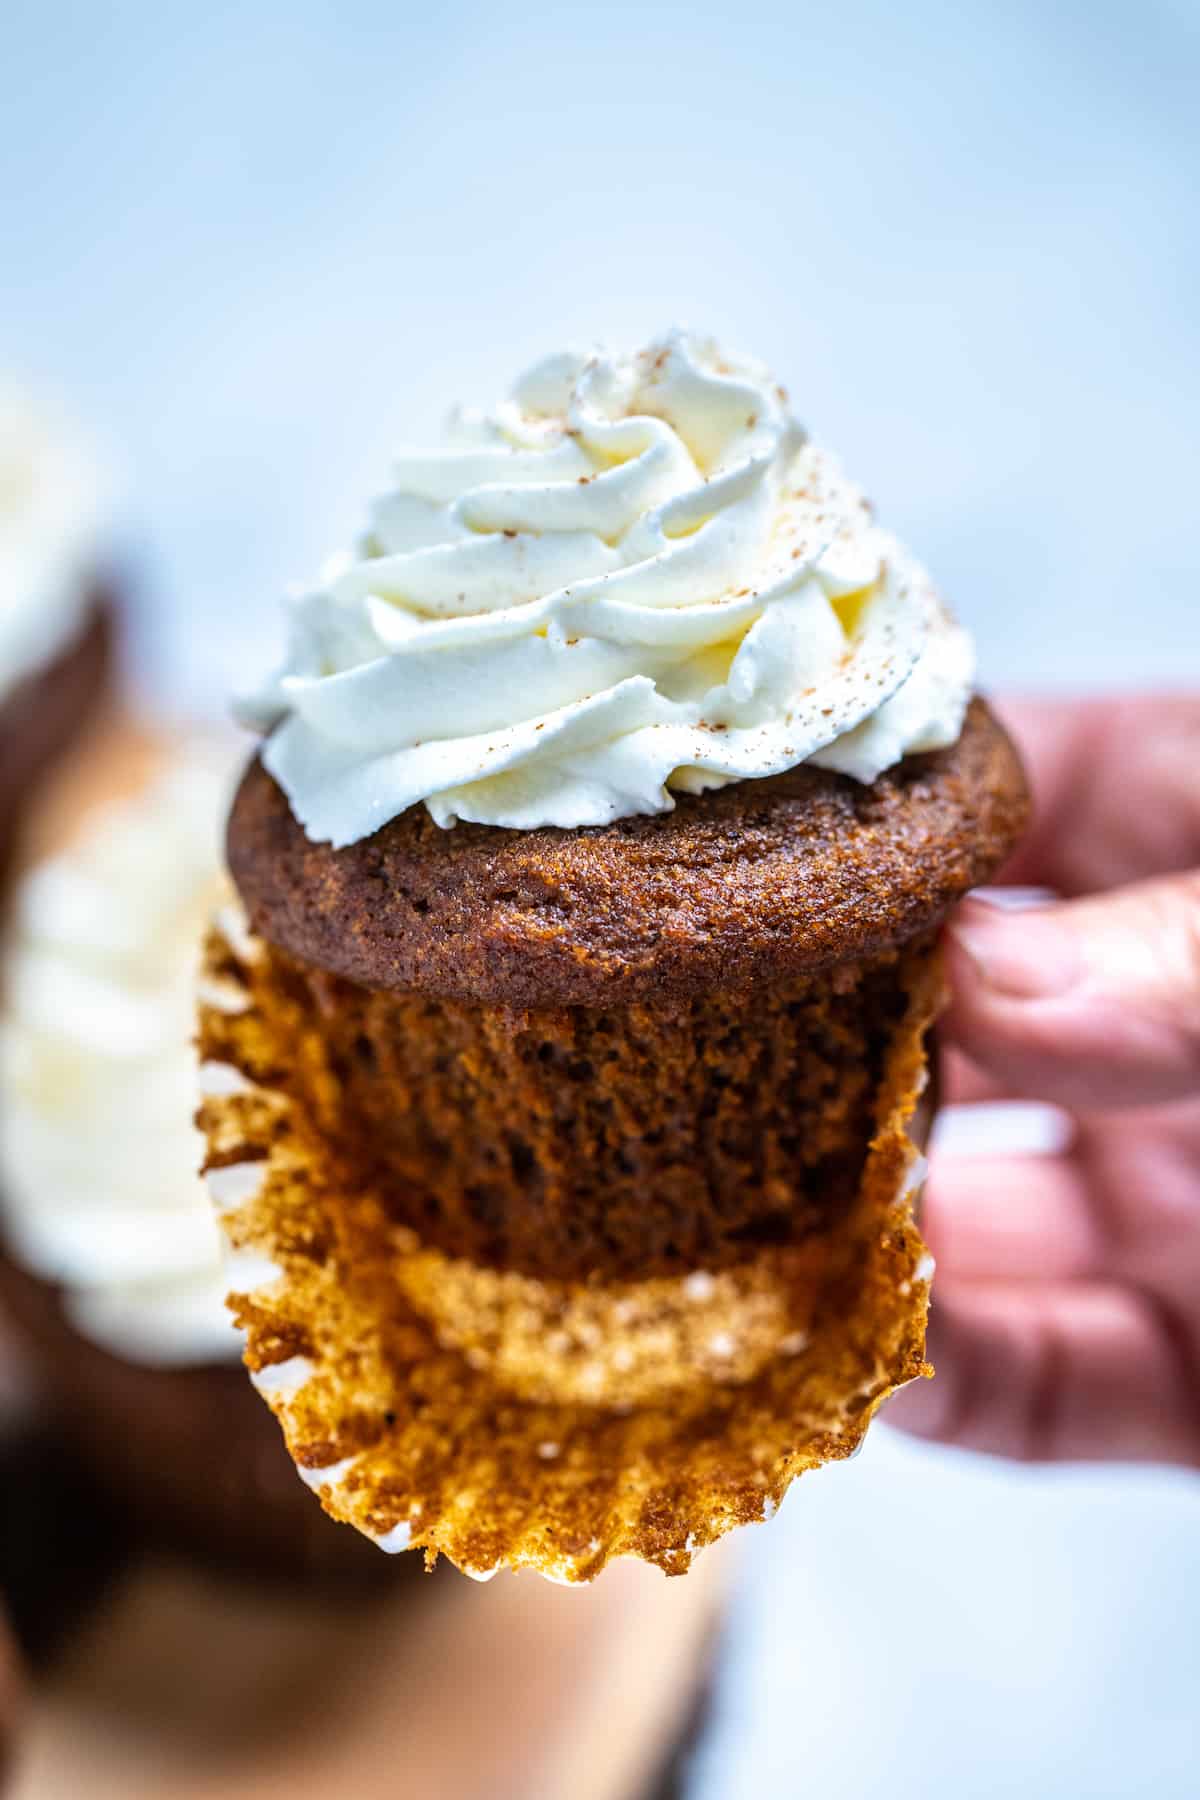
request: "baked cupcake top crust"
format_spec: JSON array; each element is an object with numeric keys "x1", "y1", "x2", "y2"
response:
[{"x1": 228, "y1": 696, "x2": 1027, "y2": 1008}]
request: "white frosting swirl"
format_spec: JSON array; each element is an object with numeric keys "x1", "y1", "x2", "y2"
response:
[
  {"x1": 0, "y1": 747, "x2": 243, "y2": 1367},
  {"x1": 245, "y1": 329, "x2": 973, "y2": 842},
  {"x1": 0, "y1": 380, "x2": 104, "y2": 703}
]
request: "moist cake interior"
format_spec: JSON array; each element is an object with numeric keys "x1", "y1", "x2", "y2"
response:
[{"x1": 242, "y1": 941, "x2": 921, "y2": 1284}]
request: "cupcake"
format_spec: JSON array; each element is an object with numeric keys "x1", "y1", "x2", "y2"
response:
[
  {"x1": 0, "y1": 380, "x2": 113, "y2": 890},
  {"x1": 200, "y1": 329, "x2": 1028, "y2": 1580},
  {"x1": 0, "y1": 721, "x2": 414, "y2": 1581}
]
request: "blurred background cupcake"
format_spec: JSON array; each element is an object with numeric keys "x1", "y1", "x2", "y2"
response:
[
  {"x1": 0, "y1": 716, "x2": 414, "y2": 1585},
  {"x1": 0, "y1": 383, "x2": 113, "y2": 894}
]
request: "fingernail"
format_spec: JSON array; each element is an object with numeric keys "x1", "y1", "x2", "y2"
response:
[{"x1": 949, "y1": 901, "x2": 1082, "y2": 1000}]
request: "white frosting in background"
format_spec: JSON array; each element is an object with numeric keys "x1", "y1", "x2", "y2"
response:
[
  {"x1": 243, "y1": 328, "x2": 973, "y2": 844},
  {"x1": 0, "y1": 380, "x2": 105, "y2": 703},
  {"x1": 0, "y1": 747, "x2": 244, "y2": 1366}
]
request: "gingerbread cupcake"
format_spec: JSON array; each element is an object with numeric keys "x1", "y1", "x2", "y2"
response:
[
  {"x1": 0, "y1": 722, "x2": 413, "y2": 1581},
  {"x1": 202, "y1": 329, "x2": 1027, "y2": 1580},
  {"x1": 0, "y1": 381, "x2": 112, "y2": 891}
]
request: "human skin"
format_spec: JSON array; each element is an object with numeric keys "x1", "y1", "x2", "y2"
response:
[{"x1": 888, "y1": 696, "x2": 1200, "y2": 1468}]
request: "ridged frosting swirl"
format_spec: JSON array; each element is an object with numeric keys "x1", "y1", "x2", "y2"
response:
[{"x1": 245, "y1": 329, "x2": 973, "y2": 841}]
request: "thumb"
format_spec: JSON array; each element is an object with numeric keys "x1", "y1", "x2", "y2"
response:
[{"x1": 944, "y1": 876, "x2": 1200, "y2": 1109}]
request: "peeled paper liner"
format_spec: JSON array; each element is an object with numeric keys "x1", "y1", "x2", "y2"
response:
[{"x1": 197, "y1": 912, "x2": 939, "y2": 1584}]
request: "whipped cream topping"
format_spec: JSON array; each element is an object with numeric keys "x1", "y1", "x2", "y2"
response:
[
  {"x1": 245, "y1": 329, "x2": 973, "y2": 842},
  {"x1": 0, "y1": 747, "x2": 243, "y2": 1366},
  {"x1": 0, "y1": 380, "x2": 104, "y2": 703}
]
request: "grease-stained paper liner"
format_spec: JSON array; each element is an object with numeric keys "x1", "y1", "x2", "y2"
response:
[{"x1": 197, "y1": 914, "x2": 939, "y2": 1583}]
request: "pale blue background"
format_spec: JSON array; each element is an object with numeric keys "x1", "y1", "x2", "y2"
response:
[{"x1": 4, "y1": 4, "x2": 1198, "y2": 1795}]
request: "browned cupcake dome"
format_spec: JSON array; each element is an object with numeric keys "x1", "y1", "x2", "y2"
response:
[
  {"x1": 0, "y1": 593, "x2": 112, "y2": 893},
  {"x1": 227, "y1": 697, "x2": 1027, "y2": 1009}
]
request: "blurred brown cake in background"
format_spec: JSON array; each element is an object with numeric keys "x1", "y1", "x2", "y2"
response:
[{"x1": 0, "y1": 384, "x2": 116, "y2": 892}]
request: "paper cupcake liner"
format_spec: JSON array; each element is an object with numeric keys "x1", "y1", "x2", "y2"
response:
[{"x1": 198, "y1": 913, "x2": 939, "y2": 1583}]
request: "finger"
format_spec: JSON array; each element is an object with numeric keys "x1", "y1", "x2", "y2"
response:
[
  {"x1": 943, "y1": 880, "x2": 1200, "y2": 1109},
  {"x1": 1071, "y1": 1101, "x2": 1200, "y2": 1315},
  {"x1": 937, "y1": 1046, "x2": 1075, "y2": 1122},
  {"x1": 884, "y1": 1279, "x2": 1200, "y2": 1466},
  {"x1": 992, "y1": 695, "x2": 1200, "y2": 894},
  {"x1": 921, "y1": 1152, "x2": 1094, "y2": 1283},
  {"x1": 927, "y1": 1105, "x2": 1200, "y2": 1301},
  {"x1": 939, "y1": 1045, "x2": 1012, "y2": 1106}
]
